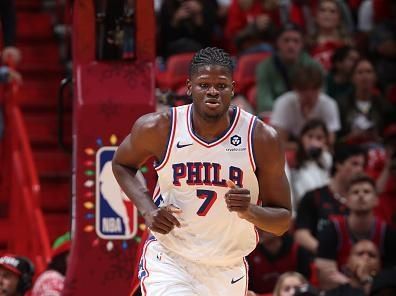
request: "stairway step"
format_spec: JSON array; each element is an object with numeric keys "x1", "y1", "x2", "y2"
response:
[
  {"x1": 24, "y1": 110, "x2": 72, "y2": 146},
  {"x1": 44, "y1": 213, "x2": 71, "y2": 244},
  {"x1": 19, "y1": 60, "x2": 64, "y2": 75},
  {"x1": 19, "y1": 42, "x2": 60, "y2": 67},
  {"x1": 34, "y1": 149, "x2": 71, "y2": 176},
  {"x1": 16, "y1": 1, "x2": 42, "y2": 11},
  {"x1": 18, "y1": 76, "x2": 65, "y2": 110},
  {"x1": 40, "y1": 177, "x2": 71, "y2": 212},
  {"x1": 16, "y1": 12, "x2": 53, "y2": 41}
]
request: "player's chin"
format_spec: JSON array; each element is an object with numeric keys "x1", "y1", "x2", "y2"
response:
[{"x1": 203, "y1": 105, "x2": 229, "y2": 119}]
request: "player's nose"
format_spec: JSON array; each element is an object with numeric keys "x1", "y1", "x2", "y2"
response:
[{"x1": 207, "y1": 85, "x2": 219, "y2": 96}]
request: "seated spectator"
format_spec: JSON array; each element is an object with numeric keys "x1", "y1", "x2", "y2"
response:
[
  {"x1": 157, "y1": 0, "x2": 217, "y2": 59},
  {"x1": 273, "y1": 272, "x2": 310, "y2": 296},
  {"x1": 255, "y1": 23, "x2": 321, "y2": 113},
  {"x1": 325, "y1": 46, "x2": 360, "y2": 102},
  {"x1": 291, "y1": 119, "x2": 332, "y2": 205},
  {"x1": 0, "y1": 254, "x2": 35, "y2": 296},
  {"x1": 369, "y1": 1, "x2": 396, "y2": 91},
  {"x1": 247, "y1": 230, "x2": 311, "y2": 294},
  {"x1": 270, "y1": 63, "x2": 340, "y2": 147},
  {"x1": 225, "y1": 0, "x2": 281, "y2": 55},
  {"x1": 294, "y1": 144, "x2": 366, "y2": 255},
  {"x1": 316, "y1": 174, "x2": 396, "y2": 290},
  {"x1": 337, "y1": 58, "x2": 395, "y2": 144},
  {"x1": 324, "y1": 240, "x2": 381, "y2": 295},
  {"x1": 32, "y1": 232, "x2": 71, "y2": 296},
  {"x1": 288, "y1": 0, "x2": 354, "y2": 36},
  {"x1": 307, "y1": 0, "x2": 352, "y2": 71}
]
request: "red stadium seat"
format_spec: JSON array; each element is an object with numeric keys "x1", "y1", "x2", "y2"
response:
[
  {"x1": 234, "y1": 52, "x2": 271, "y2": 94},
  {"x1": 156, "y1": 52, "x2": 195, "y2": 91}
]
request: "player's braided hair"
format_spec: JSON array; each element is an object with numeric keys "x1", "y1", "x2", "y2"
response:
[{"x1": 189, "y1": 47, "x2": 234, "y2": 77}]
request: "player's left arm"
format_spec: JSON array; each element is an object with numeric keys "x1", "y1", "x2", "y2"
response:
[{"x1": 225, "y1": 120, "x2": 292, "y2": 235}]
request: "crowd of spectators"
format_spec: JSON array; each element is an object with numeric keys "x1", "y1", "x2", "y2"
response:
[{"x1": 155, "y1": 0, "x2": 396, "y2": 295}]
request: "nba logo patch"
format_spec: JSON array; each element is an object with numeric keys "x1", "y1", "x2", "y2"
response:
[{"x1": 96, "y1": 147, "x2": 138, "y2": 239}]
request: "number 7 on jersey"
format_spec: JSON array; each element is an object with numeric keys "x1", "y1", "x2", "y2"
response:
[{"x1": 196, "y1": 189, "x2": 217, "y2": 216}]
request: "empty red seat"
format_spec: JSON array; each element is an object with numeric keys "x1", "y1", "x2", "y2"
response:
[
  {"x1": 156, "y1": 52, "x2": 195, "y2": 91},
  {"x1": 234, "y1": 52, "x2": 271, "y2": 94}
]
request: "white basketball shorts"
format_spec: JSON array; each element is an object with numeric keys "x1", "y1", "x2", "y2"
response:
[{"x1": 138, "y1": 238, "x2": 248, "y2": 296}]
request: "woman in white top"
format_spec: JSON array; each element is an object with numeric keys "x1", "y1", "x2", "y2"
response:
[{"x1": 291, "y1": 118, "x2": 332, "y2": 206}]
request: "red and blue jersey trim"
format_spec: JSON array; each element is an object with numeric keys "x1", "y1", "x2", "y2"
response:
[
  {"x1": 247, "y1": 116, "x2": 257, "y2": 172},
  {"x1": 139, "y1": 237, "x2": 157, "y2": 296},
  {"x1": 155, "y1": 107, "x2": 177, "y2": 171}
]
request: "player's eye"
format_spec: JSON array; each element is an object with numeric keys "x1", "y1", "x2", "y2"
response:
[
  {"x1": 217, "y1": 84, "x2": 226, "y2": 90},
  {"x1": 199, "y1": 83, "x2": 208, "y2": 88}
]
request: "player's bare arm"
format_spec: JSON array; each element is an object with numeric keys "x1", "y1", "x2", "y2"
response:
[
  {"x1": 112, "y1": 111, "x2": 181, "y2": 234},
  {"x1": 224, "y1": 120, "x2": 292, "y2": 236}
]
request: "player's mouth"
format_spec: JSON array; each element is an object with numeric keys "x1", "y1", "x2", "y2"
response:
[{"x1": 204, "y1": 98, "x2": 221, "y2": 109}]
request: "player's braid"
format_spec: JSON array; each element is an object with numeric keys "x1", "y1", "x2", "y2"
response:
[{"x1": 189, "y1": 47, "x2": 234, "y2": 77}]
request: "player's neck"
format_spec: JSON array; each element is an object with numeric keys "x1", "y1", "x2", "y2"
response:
[{"x1": 191, "y1": 110, "x2": 232, "y2": 142}]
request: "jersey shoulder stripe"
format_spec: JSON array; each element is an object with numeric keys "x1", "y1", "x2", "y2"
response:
[
  {"x1": 247, "y1": 115, "x2": 258, "y2": 172},
  {"x1": 155, "y1": 107, "x2": 177, "y2": 171}
]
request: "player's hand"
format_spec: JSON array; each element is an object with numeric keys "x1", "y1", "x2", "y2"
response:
[
  {"x1": 225, "y1": 180, "x2": 251, "y2": 219},
  {"x1": 143, "y1": 205, "x2": 182, "y2": 234}
]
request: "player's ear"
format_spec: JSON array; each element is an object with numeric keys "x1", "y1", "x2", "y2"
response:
[
  {"x1": 231, "y1": 81, "x2": 236, "y2": 96},
  {"x1": 186, "y1": 79, "x2": 192, "y2": 96}
]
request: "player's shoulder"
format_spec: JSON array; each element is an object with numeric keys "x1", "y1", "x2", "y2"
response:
[
  {"x1": 252, "y1": 118, "x2": 279, "y2": 144},
  {"x1": 133, "y1": 108, "x2": 172, "y2": 134}
]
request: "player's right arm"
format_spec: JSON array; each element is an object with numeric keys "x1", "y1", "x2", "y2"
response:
[{"x1": 112, "y1": 111, "x2": 181, "y2": 234}]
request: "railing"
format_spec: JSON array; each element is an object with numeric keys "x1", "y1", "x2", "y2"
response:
[{"x1": 1, "y1": 82, "x2": 51, "y2": 274}]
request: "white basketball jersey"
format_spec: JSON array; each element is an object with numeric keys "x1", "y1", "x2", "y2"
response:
[{"x1": 153, "y1": 104, "x2": 259, "y2": 266}]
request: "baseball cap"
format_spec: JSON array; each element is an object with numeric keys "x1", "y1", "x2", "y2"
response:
[{"x1": 0, "y1": 254, "x2": 33, "y2": 276}]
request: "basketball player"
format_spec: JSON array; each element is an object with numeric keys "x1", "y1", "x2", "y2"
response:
[{"x1": 112, "y1": 47, "x2": 292, "y2": 296}]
